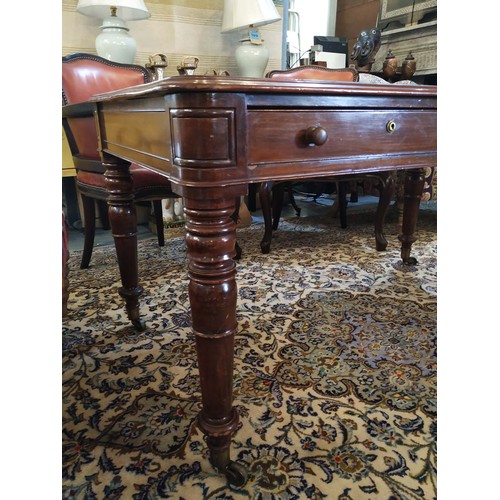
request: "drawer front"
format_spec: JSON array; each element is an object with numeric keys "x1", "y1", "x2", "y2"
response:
[{"x1": 247, "y1": 110, "x2": 436, "y2": 164}]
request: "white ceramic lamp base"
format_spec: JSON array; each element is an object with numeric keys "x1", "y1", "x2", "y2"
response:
[
  {"x1": 235, "y1": 40, "x2": 269, "y2": 78},
  {"x1": 95, "y1": 16, "x2": 136, "y2": 64}
]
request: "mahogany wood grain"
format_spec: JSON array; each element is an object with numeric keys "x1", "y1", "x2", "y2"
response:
[{"x1": 90, "y1": 77, "x2": 437, "y2": 483}]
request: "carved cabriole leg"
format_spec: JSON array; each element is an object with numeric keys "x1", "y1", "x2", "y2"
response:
[
  {"x1": 374, "y1": 171, "x2": 396, "y2": 251},
  {"x1": 398, "y1": 168, "x2": 425, "y2": 264},
  {"x1": 271, "y1": 183, "x2": 285, "y2": 230},
  {"x1": 103, "y1": 154, "x2": 145, "y2": 331},
  {"x1": 181, "y1": 186, "x2": 247, "y2": 485},
  {"x1": 287, "y1": 187, "x2": 301, "y2": 216}
]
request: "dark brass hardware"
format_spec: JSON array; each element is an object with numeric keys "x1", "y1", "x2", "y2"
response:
[{"x1": 386, "y1": 120, "x2": 397, "y2": 133}]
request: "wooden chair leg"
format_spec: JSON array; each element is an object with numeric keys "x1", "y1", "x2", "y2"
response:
[
  {"x1": 80, "y1": 193, "x2": 96, "y2": 269},
  {"x1": 259, "y1": 181, "x2": 274, "y2": 254},
  {"x1": 272, "y1": 183, "x2": 285, "y2": 231},
  {"x1": 247, "y1": 183, "x2": 258, "y2": 212},
  {"x1": 327, "y1": 182, "x2": 341, "y2": 218},
  {"x1": 338, "y1": 181, "x2": 348, "y2": 229},
  {"x1": 153, "y1": 199, "x2": 165, "y2": 247},
  {"x1": 287, "y1": 187, "x2": 301, "y2": 216},
  {"x1": 349, "y1": 180, "x2": 359, "y2": 203},
  {"x1": 62, "y1": 212, "x2": 69, "y2": 317},
  {"x1": 374, "y1": 172, "x2": 396, "y2": 251},
  {"x1": 97, "y1": 200, "x2": 110, "y2": 230},
  {"x1": 231, "y1": 196, "x2": 242, "y2": 260}
]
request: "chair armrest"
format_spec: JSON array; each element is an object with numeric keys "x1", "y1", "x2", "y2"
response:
[
  {"x1": 62, "y1": 101, "x2": 96, "y2": 119},
  {"x1": 62, "y1": 101, "x2": 100, "y2": 164}
]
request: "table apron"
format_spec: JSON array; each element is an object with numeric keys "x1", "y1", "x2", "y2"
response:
[
  {"x1": 247, "y1": 152, "x2": 436, "y2": 184},
  {"x1": 97, "y1": 100, "x2": 436, "y2": 189}
]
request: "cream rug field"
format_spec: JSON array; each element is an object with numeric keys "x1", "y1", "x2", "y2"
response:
[{"x1": 63, "y1": 206, "x2": 437, "y2": 499}]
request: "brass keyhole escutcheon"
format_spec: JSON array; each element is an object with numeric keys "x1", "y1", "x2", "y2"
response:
[{"x1": 386, "y1": 120, "x2": 397, "y2": 133}]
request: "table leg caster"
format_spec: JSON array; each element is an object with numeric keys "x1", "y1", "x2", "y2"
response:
[
  {"x1": 402, "y1": 256, "x2": 418, "y2": 266},
  {"x1": 224, "y1": 461, "x2": 248, "y2": 487},
  {"x1": 401, "y1": 248, "x2": 418, "y2": 266},
  {"x1": 209, "y1": 444, "x2": 248, "y2": 488},
  {"x1": 132, "y1": 318, "x2": 147, "y2": 331},
  {"x1": 375, "y1": 232, "x2": 388, "y2": 251}
]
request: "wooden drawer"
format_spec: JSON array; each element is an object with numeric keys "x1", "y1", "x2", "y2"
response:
[{"x1": 247, "y1": 110, "x2": 436, "y2": 164}]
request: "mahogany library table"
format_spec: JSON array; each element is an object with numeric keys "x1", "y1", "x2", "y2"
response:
[{"x1": 90, "y1": 77, "x2": 437, "y2": 485}]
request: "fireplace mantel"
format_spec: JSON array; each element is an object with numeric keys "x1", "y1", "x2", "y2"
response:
[{"x1": 372, "y1": 20, "x2": 437, "y2": 79}]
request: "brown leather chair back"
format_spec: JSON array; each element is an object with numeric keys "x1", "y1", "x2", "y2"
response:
[
  {"x1": 266, "y1": 65, "x2": 359, "y2": 82},
  {"x1": 62, "y1": 53, "x2": 150, "y2": 161},
  {"x1": 62, "y1": 53, "x2": 149, "y2": 104}
]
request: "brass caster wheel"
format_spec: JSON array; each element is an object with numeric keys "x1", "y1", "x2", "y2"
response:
[
  {"x1": 225, "y1": 461, "x2": 248, "y2": 488},
  {"x1": 132, "y1": 318, "x2": 147, "y2": 331}
]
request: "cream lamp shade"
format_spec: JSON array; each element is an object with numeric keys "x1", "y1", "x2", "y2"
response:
[
  {"x1": 221, "y1": 0, "x2": 281, "y2": 33},
  {"x1": 221, "y1": 0, "x2": 281, "y2": 78},
  {"x1": 76, "y1": 0, "x2": 151, "y2": 64}
]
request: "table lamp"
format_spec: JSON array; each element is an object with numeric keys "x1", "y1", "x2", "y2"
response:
[
  {"x1": 76, "y1": 0, "x2": 150, "y2": 64},
  {"x1": 221, "y1": 0, "x2": 281, "y2": 78}
]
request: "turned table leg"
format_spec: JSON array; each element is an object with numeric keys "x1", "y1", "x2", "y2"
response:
[
  {"x1": 103, "y1": 154, "x2": 145, "y2": 331},
  {"x1": 183, "y1": 188, "x2": 248, "y2": 486},
  {"x1": 398, "y1": 168, "x2": 425, "y2": 264}
]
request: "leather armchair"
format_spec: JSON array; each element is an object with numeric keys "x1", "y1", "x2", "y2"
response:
[
  {"x1": 62, "y1": 53, "x2": 179, "y2": 271},
  {"x1": 62, "y1": 53, "x2": 180, "y2": 329}
]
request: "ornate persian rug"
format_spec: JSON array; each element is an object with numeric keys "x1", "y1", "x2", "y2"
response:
[{"x1": 62, "y1": 206, "x2": 437, "y2": 499}]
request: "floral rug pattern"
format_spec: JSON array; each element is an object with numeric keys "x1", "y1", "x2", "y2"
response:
[{"x1": 63, "y1": 207, "x2": 437, "y2": 499}]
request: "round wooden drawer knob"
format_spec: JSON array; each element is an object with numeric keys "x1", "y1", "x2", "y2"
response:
[{"x1": 305, "y1": 126, "x2": 328, "y2": 146}]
